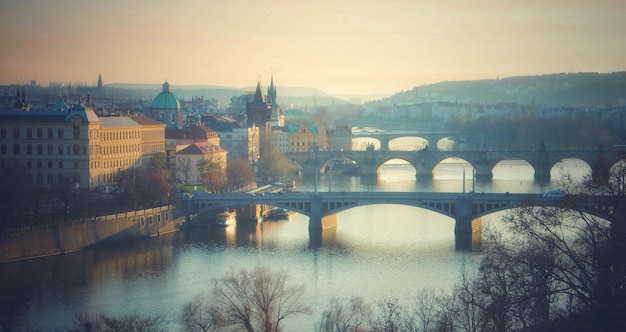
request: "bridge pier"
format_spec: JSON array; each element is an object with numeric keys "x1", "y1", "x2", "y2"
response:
[
  {"x1": 308, "y1": 195, "x2": 338, "y2": 230},
  {"x1": 454, "y1": 197, "x2": 482, "y2": 251}
]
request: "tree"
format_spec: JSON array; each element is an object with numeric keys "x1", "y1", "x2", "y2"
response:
[
  {"x1": 257, "y1": 146, "x2": 295, "y2": 180},
  {"x1": 181, "y1": 294, "x2": 228, "y2": 332},
  {"x1": 227, "y1": 157, "x2": 255, "y2": 190},
  {"x1": 455, "y1": 165, "x2": 626, "y2": 331},
  {"x1": 66, "y1": 312, "x2": 165, "y2": 332},
  {"x1": 116, "y1": 167, "x2": 171, "y2": 210},
  {"x1": 197, "y1": 158, "x2": 226, "y2": 193},
  {"x1": 0, "y1": 162, "x2": 32, "y2": 229},
  {"x1": 317, "y1": 297, "x2": 372, "y2": 332},
  {"x1": 212, "y1": 266, "x2": 310, "y2": 332}
]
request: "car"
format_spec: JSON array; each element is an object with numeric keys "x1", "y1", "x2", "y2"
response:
[{"x1": 543, "y1": 189, "x2": 565, "y2": 199}]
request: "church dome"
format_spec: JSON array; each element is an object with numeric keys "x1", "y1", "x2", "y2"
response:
[{"x1": 151, "y1": 81, "x2": 181, "y2": 110}]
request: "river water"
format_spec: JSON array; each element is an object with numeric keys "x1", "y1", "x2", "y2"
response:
[{"x1": 0, "y1": 159, "x2": 591, "y2": 331}]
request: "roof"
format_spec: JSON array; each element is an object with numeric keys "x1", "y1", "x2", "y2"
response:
[
  {"x1": 288, "y1": 124, "x2": 318, "y2": 135},
  {"x1": 177, "y1": 143, "x2": 226, "y2": 155},
  {"x1": 100, "y1": 117, "x2": 141, "y2": 128},
  {"x1": 131, "y1": 114, "x2": 166, "y2": 126},
  {"x1": 151, "y1": 81, "x2": 181, "y2": 110},
  {"x1": 204, "y1": 122, "x2": 247, "y2": 132},
  {"x1": 0, "y1": 104, "x2": 100, "y2": 123}
]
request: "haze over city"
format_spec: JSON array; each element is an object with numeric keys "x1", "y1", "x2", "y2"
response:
[{"x1": 1, "y1": 0, "x2": 625, "y2": 95}]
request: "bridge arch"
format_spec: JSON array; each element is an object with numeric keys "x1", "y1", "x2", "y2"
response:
[
  {"x1": 352, "y1": 137, "x2": 381, "y2": 151},
  {"x1": 388, "y1": 137, "x2": 428, "y2": 151}
]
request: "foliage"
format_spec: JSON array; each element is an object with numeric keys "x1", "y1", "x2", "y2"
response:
[
  {"x1": 257, "y1": 145, "x2": 295, "y2": 180},
  {"x1": 65, "y1": 312, "x2": 165, "y2": 332},
  {"x1": 196, "y1": 158, "x2": 226, "y2": 193},
  {"x1": 227, "y1": 157, "x2": 255, "y2": 190},
  {"x1": 0, "y1": 163, "x2": 33, "y2": 229},
  {"x1": 116, "y1": 167, "x2": 171, "y2": 210}
]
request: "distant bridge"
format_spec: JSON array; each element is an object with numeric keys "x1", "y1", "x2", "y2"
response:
[
  {"x1": 352, "y1": 131, "x2": 457, "y2": 151},
  {"x1": 189, "y1": 191, "x2": 619, "y2": 250},
  {"x1": 286, "y1": 149, "x2": 625, "y2": 181}
]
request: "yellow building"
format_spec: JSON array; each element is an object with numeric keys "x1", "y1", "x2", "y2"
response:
[
  {"x1": 288, "y1": 124, "x2": 319, "y2": 153},
  {"x1": 0, "y1": 103, "x2": 165, "y2": 189}
]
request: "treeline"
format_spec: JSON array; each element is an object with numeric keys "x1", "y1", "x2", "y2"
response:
[{"x1": 450, "y1": 114, "x2": 623, "y2": 150}]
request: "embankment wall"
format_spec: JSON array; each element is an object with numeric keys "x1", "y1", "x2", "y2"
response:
[{"x1": 0, "y1": 206, "x2": 185, "y2": 263}]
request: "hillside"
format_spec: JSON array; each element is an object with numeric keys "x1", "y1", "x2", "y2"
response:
[{"x1": 370, "y1": 72, "x2": 626, "y2": 107}]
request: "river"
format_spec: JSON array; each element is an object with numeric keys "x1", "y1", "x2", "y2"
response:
[{"x1": 0, "y1": 159, "x2": 591, "y2": 331}]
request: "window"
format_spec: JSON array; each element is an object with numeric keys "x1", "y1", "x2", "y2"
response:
[
  {"x1": 47, "y1": 174, "x2": 53, "y2": 185},
  {"x1": 58, "y1": 128, "x2": 64, "y2": 139},
  {"x1": 73, "y1": 123, "x2": 80, "y2": 139},
  {"x1": 37, "y1": 173, "x2": 43, "y2": 185},
  {"x1": 13, "y1": 127, "x2": 19, "y2": 138},
  {"x1": 48, "y1": 144, "x2": 53, "y2": 155},
  {"x1": 74, "y1": 161, "x2": 79, "y2": 169},
  {"x1": 37, "y1": 161, "x2": 42, "y2": 169},
  {"x1": 37, "y1": 144, "x2": 43, "y2": 155},
  {"x1": 37, "y1": 128, "x2": 42, "y2": 138},
  {"x1": 73, "y1": 144, "x2": 80, "y2": 155},
  {"x1": 27, "y1": 144, "x2": 32, "y2": 154},
  {"x1": 58, "y1": 161, "x2": 63, "y2": 169},
  {"x1": 58, "y1": 144, "x2": 64, "y2": 155},
  {"x1": 13, "y1": 144, "x2": 20, "y2": 154},
  {"x1": 47, "y1": 128, "x2": 53, "y2": 138},
  {"x1": 27, "y1": 128, "x2": 32, "y2": 138},
  {"x1": 0, "y1": 128, "x2": 5, "y2": 138},
  {"x1": 0, "y1": 144, "x2": 5, "y2": 155},
  {"x1": 47, "y1": 161, "x2": 53, "y2": 169}
]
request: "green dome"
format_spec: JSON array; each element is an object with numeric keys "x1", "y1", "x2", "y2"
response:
[{"x1": 151, "y1": 81, "x2": 181, "y2": 110}]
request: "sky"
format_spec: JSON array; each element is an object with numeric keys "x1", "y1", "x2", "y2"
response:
[{"x1": 0, "y1": 0, "x2": 625, "y2": 95}]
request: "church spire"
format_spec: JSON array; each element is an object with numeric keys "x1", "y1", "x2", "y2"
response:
[
  {"x1": 267, "y1": 73, "x2": 277, "y2": 106},
  {"x1": 97, "y1": 73, "x2": 103, "y2": 90},
  {"x1": 253, "y1": 78, "x2": 265, "y2": 103}
]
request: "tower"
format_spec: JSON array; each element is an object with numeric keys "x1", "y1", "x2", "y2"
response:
[
  {"x1": 246, "y1": 79, "x2": 273, "y2": 148},
  {"x1": 97, "y1": 73, "x2": 103, "y2": 90}
]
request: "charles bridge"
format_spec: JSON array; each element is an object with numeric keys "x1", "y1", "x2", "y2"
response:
[{"x1": 286, "y1": 148, "x2": 624, "y2": 181}]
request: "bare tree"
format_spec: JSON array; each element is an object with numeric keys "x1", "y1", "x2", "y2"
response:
[
  {"x1": 212, "y1": 266, "x2": 310, "y2": 332},
  {"x1": 65, "y1": 312, "x2": 165, "y2": 332},
  {"x1": 317, "y1": 297, "x2": 372, "y2": 332},
  {"x1": 181, "y1": 294, "x2": 227, "y2": 332}
]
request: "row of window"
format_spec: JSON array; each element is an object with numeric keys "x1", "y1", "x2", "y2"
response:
[
  {"x1": 139, "y1": 213, "x2": 168, "y2": 226},
  {"x1": 0, "y1": 125, "x2": 80, "y2": 139},
  {"x1": 0, "y1": 143, "x2": 84, "y2": 156}
]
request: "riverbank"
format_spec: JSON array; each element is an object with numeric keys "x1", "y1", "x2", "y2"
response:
[{"x1": 0, "y1": 205, "x2": 185, "y2": 263}]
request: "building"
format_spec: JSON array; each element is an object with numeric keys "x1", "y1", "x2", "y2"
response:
[
  {"x1": 246, "y1": 79, "x2": 273, "y2": 147},
  {"x1": 150, "y1": 81, "x2": 183, "y2": 127},
  {"x1": 0, "y1": 104, "x2": 165, "y2": 189},
  {"x1": 204, "y1": 122, "x2": 259, "y2": 166},
  {"x1": 328, "y1": 126, "x2": 352, "y2": 151},
  {"x1": 288, "y1": 124, "x2": 319, "y2": 153},
  {"x1": 175, "y1": 143, "x2": 227, "y2": 185},
  {"x1": 165, "y1": 125, "x2": 221, "y2": 173},
  {"x1": 271, "y1": 127, "x2": 289, "y2": 154}
]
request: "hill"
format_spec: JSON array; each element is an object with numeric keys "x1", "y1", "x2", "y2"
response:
[{"x1": 369, "y1": 72, "x2": 626, "y2": 107}]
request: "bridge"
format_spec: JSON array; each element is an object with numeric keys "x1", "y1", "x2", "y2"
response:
[
  {"x1": 352, "y1": 131, "x2": 457, "y2": 151},
  {"x1": 286, "y1": 149, "x2": 625, "y2": 181},
  {"x1": 189, "y1": 191, "x2": 619, "y2": 250}
]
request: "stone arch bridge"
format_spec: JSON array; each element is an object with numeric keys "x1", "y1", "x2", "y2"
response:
[
  {"x1": 190, "y1": 192, "x2": 619, "y2": 250},
  {"x1": 352, "y1": 131, "x2": 457, "y2": 151},
  {"x1": 286, "y1": 149, "x2": 625, "y2": 181}
]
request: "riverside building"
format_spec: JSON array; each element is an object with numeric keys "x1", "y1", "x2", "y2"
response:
[{"x1": 0, "y1": 102, "x2": 165, "y2": 189}]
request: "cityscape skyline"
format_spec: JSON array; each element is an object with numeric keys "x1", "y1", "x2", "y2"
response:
[{"x1": 1, "y1": 0, "x2": 625, "y2": 95}]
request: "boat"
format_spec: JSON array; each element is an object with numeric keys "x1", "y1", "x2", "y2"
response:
[
  {"x1": 216, "y1": 209, "x2": 237, "y2": 226},
  {"x1": 265, "y1": 208, "x2": 291, "y2": 221}
]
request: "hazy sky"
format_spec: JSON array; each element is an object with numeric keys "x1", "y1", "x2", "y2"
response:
[{"x1": 1, "y1": 0, "x2": 625, "y2": 94}]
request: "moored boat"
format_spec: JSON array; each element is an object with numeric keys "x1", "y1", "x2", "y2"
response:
[
  {"x1": 216, "y1": 209, "x2": 237, "y2": 226},
  {"x1": 265, "y1": 208, "x2": 291, "y2": 220}
]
